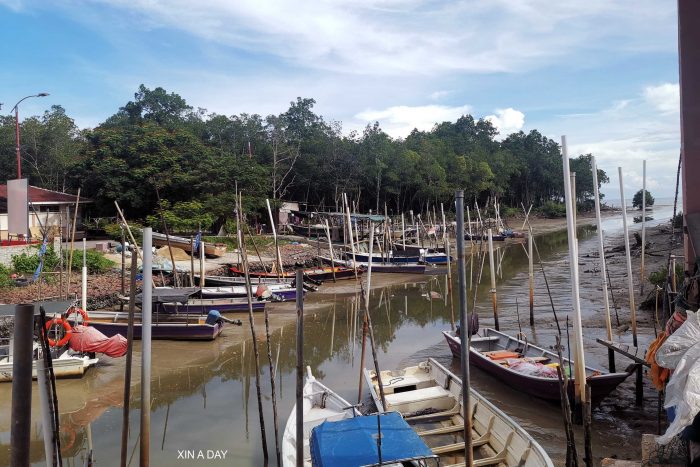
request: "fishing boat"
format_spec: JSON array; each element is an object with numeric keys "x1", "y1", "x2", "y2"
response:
[
  {"x1": 352, "y1": 251, "x2": 421, "y2": 264},
  {"x1": 230, "y1": 265, "x2": 361, "y2": 282},
  {"x1": 88, "y1": 311, "x2": 225, "y2": 341},
  {"x1": 319, "y1": 256, "x2": 426, "y2": 274},
  {"x1": 465, "y1": 233, "x2": 506, "y2": 242},
  {"x1": 442, "y1": 328, "x2": 632, "y2": 404},
  {"x1": 0, "y1": 342, "x2": 98, "y2": 383},
  {"x1": 194, "y1": 274, "x2": 320, "y2": 290},
  {"x1": 151, "y1": 232, "x2": 227, "y2": 258},
  {"x1": 420, "y1": 252, "x2": 453, "y2": 264},
  {"x1": 196, "y1": 284, "x2": 300, "y2": 301},
  {"x1": 364, "y1": 358, "x2": 554, "y2": 467},
  {"x1": 156, "y1": 297, "x2": 267, "y2": 314},
  {"x1": 281, "y1": 367, "x2": 360, "y2": 466},
  {"x1": 289, "y1": 223, "x2": 327, "y2": 238}
]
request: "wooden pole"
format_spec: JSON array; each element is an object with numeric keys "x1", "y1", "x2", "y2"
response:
[
  {"x1": 562, "y1": 135, "x2": 588, "y2": 406},
  {"x1": 455, "y1": 191, "x2": 473, "y2": 467},
  {"x1": 343, "y1": 193, "x2": 358, "y2": 279},
  {"x1": 357, "y1": 225, "x2": 375, "y2": 404},
  {"x1": 488, "y1": 229, "x2": 499, "y2": 331},
  {"x1": 140, "y1": 227, "x2": 153, "y2": 467},
  {"x1": 67, "y1": 187, "x2": 81, "y2": 296},
  {"x1": 323, "y1": 219, "x2": 337, "y2": 282},
  {"x1": 82, "y1": 238, "x2": 88, "y2": 312},
  {"x1": 528, "y1": 230, "x2": 535, "y2": 326},
  {"x1": 120, "y1": 251, "x2": 138, "y2": 467},
  {"x1": 641, "y1": 160, "x2": 647, "y2": 295},
  {"x1": 591, "y1": 156, "x2": 613, "y2": 343},
  {"x1": 401, "y1": 213, "x2": 406, "y2": 250},
  {"x1": 199, "y1": 241, "x2": 205, "y2": 289},
  {"x1": 571, "y1": 172, "x2": 577, "y2": 227},
  {"x1": 189, "y1": 236, "x2": 195, "y2": 286},
  {"x1": 237, "y1": 198, "x2": 269, "y2": 461},
  {"x1": 618, "y1": 167, "x2": 638, "y2": 347},
  {"x1": 295, "y1": 267, "x2": 304, "y2": 467},
  {"x1": 266, "y1": 199, "x2": 284, "y2": 279}
]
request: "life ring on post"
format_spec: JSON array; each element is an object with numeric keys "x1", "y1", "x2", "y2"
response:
[
  {"x1": 44, "y1": 318, "x2": 73, "y2": 347},
  {"x1": 65, "y1": 306, "x2": 90, "y2": 326}
]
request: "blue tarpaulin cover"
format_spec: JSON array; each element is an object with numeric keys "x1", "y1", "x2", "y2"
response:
[{"x1": 309, "y1": 412, "x2": 433, "y2": 467}]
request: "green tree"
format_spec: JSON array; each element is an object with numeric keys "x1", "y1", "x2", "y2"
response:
[{"x1": 632, "y1": 189, "x2": 654, "y2": 209}]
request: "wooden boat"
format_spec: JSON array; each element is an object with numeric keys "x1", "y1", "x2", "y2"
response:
[
  {"x1": 230, "y1": 265, "x2": 361, "y2": 282},
  {"x1": 289, "y1": 223, "x2": 327, "y2": 237},
  {"x1": 319, "y1": 256, "x2": 426, "y2": 274},
  {"x1": 352, "y1": 252, "x2": 421, "y2": 264},
  {"x1": 197, "y1": 285, "x2": 300, "y2": 301},
  {"x1": 281, "y1": 367, "x2": 360, "y2": 466},
  {"x1": 88, "y1": 311, "x2": 224, "y2": 341},
  {"x1": 151, "y1": 232, "x2": 227, "y2": 258},
  {"x1": 420, "y1": 252, "x2": 453, "y2": 264},
  {"x1": 194, "y1": 274, "x2": 320, "y2": 291},
  {"x1": 465, "y1": 233, "x2": 506, "y2": 241},
  {"x1": 364, "y1": 358, "x2": 554, "y2": 467},
  {"x1": 0, "y1": 343, "x2": 98, "y2": 383},
  {"x1": 157, "y1": 298, "x2": 267, "y2": 314},
  {"x1": 442, "y1": 328, "x2": 632, "y2": 404}
]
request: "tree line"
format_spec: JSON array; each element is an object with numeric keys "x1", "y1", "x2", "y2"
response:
[{"x1": 0, "y1": 85, "x2": 608, "y2": 231}]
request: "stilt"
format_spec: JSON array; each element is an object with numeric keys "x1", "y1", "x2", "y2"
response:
[{"x1": 618, "y1": 167, "x2": 639, "y2": 347}]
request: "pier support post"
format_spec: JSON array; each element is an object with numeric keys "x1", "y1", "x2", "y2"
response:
[{"x1": 11, "y1": 303, "x2": 34, "y2": 467}]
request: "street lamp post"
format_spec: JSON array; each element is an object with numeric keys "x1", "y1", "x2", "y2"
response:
[{"x1": 11, "y1": 93, "x2": 49, "y2": 179}]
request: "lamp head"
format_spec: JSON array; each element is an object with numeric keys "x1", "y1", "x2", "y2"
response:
[{"x1": 37, "y1": 93, "x2": 49, "y2": 97}]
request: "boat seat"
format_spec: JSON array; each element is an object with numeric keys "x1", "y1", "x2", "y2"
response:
[
  {"x1": 470, "y1": 336, "x2": 499, "y2": 343},
  {"x1": 385, "y1": 385, "x2": 451, "y2": 407},
  {"x1": 382, "y1": 373, "x2": 430, "y2": 390}
]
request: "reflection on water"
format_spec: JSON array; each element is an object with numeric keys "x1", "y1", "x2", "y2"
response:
[{"x1": 0, "y1": 205, "x2": 675, "y2": 466}]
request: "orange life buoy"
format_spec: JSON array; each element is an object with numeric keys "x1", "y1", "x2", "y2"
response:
[
  {"x1": 44, "y1": 318, "x2": 72, "y2": 347},
  {"x1": 65, "y1": 306, "x2": 89, "y2": 326}
]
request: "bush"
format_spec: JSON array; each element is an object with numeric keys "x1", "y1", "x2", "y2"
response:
[
  {"x1": 501, "y1": 206, "x2": 520, "y2": 218},
  {"x1": 649, "y1": 263, "x2": 684, "y2": 288},
  {"x1": 0, "y1": 264, "x2": 15, "y2": 288},
  {"x1": 672, "y1": 211, "x2": 683, "y2": 229},
  {"x1": 539, "y1": 201, "x2": 567, "y2": 218},
  {"x1": 65, "y1": 249, "x2": 115, "y2": 274},
  {"x1": 104, "y1": 222, "x2": 143, "y2": 241},
  {"x1": 146, "y1": 200, "x2": 214, "y2": 234},
  {"x1": 12, "y1": 246, "x2": 60, "y2": 274}
]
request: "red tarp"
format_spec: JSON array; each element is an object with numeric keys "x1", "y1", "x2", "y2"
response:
[{"x1": 69, "y1": 325, "x2": 127, "y2": 358}]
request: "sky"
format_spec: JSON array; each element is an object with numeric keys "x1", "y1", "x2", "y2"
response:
[{"x1": 0, "y1": 0, "x2": 681, "y2": 199}]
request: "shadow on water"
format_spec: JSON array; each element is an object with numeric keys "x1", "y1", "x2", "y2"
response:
[{"x1": 0, "y1": 205, "x2": 676, "y2": 465}]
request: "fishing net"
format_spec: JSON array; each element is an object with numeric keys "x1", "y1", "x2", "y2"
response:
[{"x1": 642, "y1": 435, "x2": 688, "y2": 466}]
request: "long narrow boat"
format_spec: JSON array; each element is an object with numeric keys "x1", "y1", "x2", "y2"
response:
[
  {"x1": 151, "y1": 232, "x2": 227, "y2": 257},
  {"x1": 194, "y1": 274, "x2": 320, "y2": 291},
  {"x1": 352, "y1": 252, "x2": 421, "y2": 264},
  {"x1": 364, "y1": 358, "x2": 554, "y2": 467},
  {"x1": 289, "y1": 223, "x2": 328, "y2": 237},
  {"x1": 318, "y1": 256, "x2": 426, "y2": 274},
  {"x1": 230, "y1": 265, "x2": 361, "y2": 282},
  {"x1": 442, "y1": 328, "x2": 632, "y2": 404},
  {"x1": 0, "y1": 343, "x2": 98, "y2": 383},
  {"x1": 88, "y1": 311, "x2": 224, "y2": 341},
  {"x1": 156, "y1": 298, "x2": 267, "y2": 314},
  {"x1": 196, "y1": 284, "x2": 300, "y2": 301},
  {"x1": 282, "y1": 367, "x2": 360, "y2": 466}
]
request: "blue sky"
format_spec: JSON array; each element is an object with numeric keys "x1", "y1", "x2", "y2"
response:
[{"x1": 0, "y1": 0, "x2": 680, "y2": 199}]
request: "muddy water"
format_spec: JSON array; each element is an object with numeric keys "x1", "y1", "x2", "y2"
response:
[{"x1": 0, "y1": 205, "x2": 676, "y2": 466}]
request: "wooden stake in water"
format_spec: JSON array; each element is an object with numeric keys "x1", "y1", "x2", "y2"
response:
[
  {"x1": 528, "y1": 230, "x2": 535, "y2": 326},
  {"x1": 455, "y1": 191, "x2": 473, "y2": 467},
  {"x1": 618, "y1": 167, "x2": 638, "y2": 347},
  {"x1": 67, "y1": 188, "x2": 81, "y2": 297},
  {"x1": 562, "y1": 135, "x2": 588, "y2": 407},
  {"x1": 641, "y1": 160, "x2": 647, "y2": 295},
  {"x1": 591, "y1": 156, "x2": 613, "y2": 343},
  {"x1": 121, "y1": 252, "x2": 138, "y2": 467},
  {"x1": 401, "y1": 213, "x2": 406, "y2": 250},
  {"x1": 324, "y1": 219, "x2": 337, "y2": 282},
  {"x1": 357, "y1": 226, "x2": 375, "y2": 404},
  {"x1": 266, "y1": 198, "x2": 284, "y2": 280},
  {"x1": 236, "y1": 200, "x2": 269, "y2": 462},
  {"x1": 487, "y1": 229, "x2": 499, "y2": 331}
]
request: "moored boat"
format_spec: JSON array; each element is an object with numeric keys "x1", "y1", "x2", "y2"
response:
[
  {"x1": 318, "y1": 256, "x2": 426, "y2": 274},
  {"x1": 88, "y1": 311, "x2": 225, "y2": 341},
  {"x1": 364, "y1": 358, "x2": 554, "y2": 467},
  {"x1": 0, "y1": 343, "x2": 98, "y2": 383},
  {"x1": 156, "y1": 297, "x2": 267, "y2": 314},
  {"x1": 151, "y1": 232, "x2": 227, "y2": 257},
  {"x1": 442, "y1": 327, "x2": 632, "y2": 404},
  {"x1": 230, "y1": 265, "x2": 361, "y2": 282}
]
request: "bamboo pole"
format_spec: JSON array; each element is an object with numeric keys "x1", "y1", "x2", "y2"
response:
[
  {"x1": 67, "y1": 187, "x2": 81, "y2": 296},
  {"x1": 295, "y1": 268, "x2": 304, "y2": 467},
  {"x1": 488, "y1": 229, "x2": 499, "y2": 331},
  {"x1": 455, "y1": 191, "x2": 473, "y2": 467},
  {"x1": 466, "y1": 206, "x2": 472, "y2": 243},
  {"x1": 618, "y1": 167, "x2": 638, "y2": 347},
  {"x1": 343, "y1": 193, "x2": 358, "y2": 279},
  {"x1": 401, "y1": 213, "x2": 406, "y2": 250},
  {"x1": 562, "y1": 135, "x2": 588, "y2": 406},
  {"x1": 120, "y1": 252, "x2": 138, "y2": 467},
  {"x1": 528, "y1": 230, "x2": 535, "y2": 326},
  {"x1": 199, "y1": 241, "x2": 205, "y2": 288},
  {"x1": 140, "y1": 228, "x2": 153, "y2": 467},
  {"x1": 323, "y1": 220, "x2": 336, "y2": 282},
  {"x1": 189, "y1": 237, "x2": 195, "y2": 286},
  {"x1": 591, "y1": 156, "x2": 613, "y2": 343},
  {"x1": 237, "y1": 198, "x2": 269, "y2": 461},
  {"x1": 641, "y1": 160, "x2": 647, "y2": 295},
  {"x1": 266, "y1": 199, "x2": 284, "y2": 279}
]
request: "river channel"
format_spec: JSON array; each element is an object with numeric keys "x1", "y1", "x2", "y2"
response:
[{"x1": 0, "y1": 204, "x2": 677, "y2": 466}]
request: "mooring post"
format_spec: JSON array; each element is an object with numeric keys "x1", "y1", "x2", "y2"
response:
[
  {"x1": 487, "y1": 228, "x2": 499, "y2": 331},
  {"x1": 11, "y1": 303, "x2": 34, "y2": 467},
  {"x1": 140, "y1": 228, "x2": 153, "y2": 467},
  {"x1": 295, "y1": 268, "x2": 304, "y2": 467}
]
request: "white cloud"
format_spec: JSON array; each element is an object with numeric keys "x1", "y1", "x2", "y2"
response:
[
  {"x1": 354, "y1": 104, "x2": 471, "y2": 138},
  {"x1": 643, "y1": 83, "x2": 679, "y2": 114},
  {"x1": 484, "y1": 108, "x2": 525, "y2": 136},
  {"x1": 66, "y1": 0, "x2": 675, "y2": 76},
  {"x1": 429, "y1": 90, "x2": 451, "y2": 100}
]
